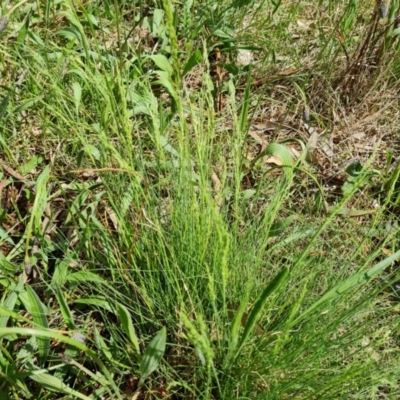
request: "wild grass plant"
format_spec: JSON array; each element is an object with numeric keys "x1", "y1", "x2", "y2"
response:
[{"x1": 0, "y1": 0, "x2": 400, "y2": 398}]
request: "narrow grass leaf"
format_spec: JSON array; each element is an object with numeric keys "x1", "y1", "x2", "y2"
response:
[
  {"x1": 85, "y1": 144, "x2": 100, "y2": 160},
  {"x1": 293, "y1": 249, "x2": 400, "y2": 325},
  {"x1": 73, "y1": 297, "x2": 114, "y2": 312},
  {"x1": 55, "y1": 286, "x2": 76, "y2": 330},
  {"x1": 93, "y1": 325, "x2": 114, "y2": 362},
  {"x1": 31, "y1": 165, "x2": 50, "y2": 234},
  {"x1": 240, "y1": 71, "x2": 251, "y2": 134},
  {"x1": 0, "y1": 252, "x2": 18, "y2": 273},
  {"x1": 29, "y1": 372, "x2": 91, "y2": 400},
  {"x1": 51, "y1": 260, "x2": 70, "y2": 287},
  {"x1": 0, "y1": 277, "x2": 24, "y2": 330},
  {"x1": 67, "y1": 271, "x2": 108, "y2": 285},
  {"x1": 152, "y1": 71, "x2": 177, "y2": 100},
  {"x1": 13, "y1": 97, "x2": 41, "y2": 114},
  {"x1": 147, "y1": 55, "x2": 173, "y2": 75},
  {"x1": 19, "y1": 155, "x2": 44, "y2": 175},
  {"x1": 226, "y1": 292, "x2": 249, "y2": 365},
  {"x1": 235, "y1": 267, "x2": 289, "y2": 359},
  {"x1": 72, "y1": 81, "x2": 82, "y2": 114},
  {"x1": 117, "y1": 303, "x2": 141, "y2": 356},
  {"x1": 182, "y1": 49, "x2": 202, "y2": 77},
  {"x1": 159, "y1": 135, "x2": 180, "y2": 157},
  {"x1": 0, "y1": 327, "x2": 122, "y2": 399},
  {"x1": 139, "y1": 327, "x2": 166, "y2": 386},
  {"x1": 21, "y1": 285, "x2": 50, "y2": 364},
  {"x1": 93, "y1": 325, "x2": 130, "y2": 369},
  {"x1": 17, "y1": 12, "x2": 30, "y2": 46},
  {"x1": 268, "y1": 215, "x2": 297, "y2": 238}
]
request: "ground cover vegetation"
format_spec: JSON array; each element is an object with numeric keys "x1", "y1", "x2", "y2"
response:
[{"x1": 1, "y1": 0, "x2": 400, "y2": 398}]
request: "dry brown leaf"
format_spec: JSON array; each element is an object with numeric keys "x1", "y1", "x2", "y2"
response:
[
  {"x1": 288, "y1": 147, "x2": 301, "y2": 159},
  {"x1": 306, "y1": 126, "x2": 319, "y2": 149},
  {"x1": 106, "y1": 207, "x2": 118, "y2": 230},
  {"x1": 248, "y1": 130, "x2": 265, "y2": 144},
  {"x1": 351, "y1": 131, "x2": 366, "y2": 140},
  {"x1": 211, "y1": 171, "x2": 221, "y2": 193},
  {"x1": 264, "y1": 155, "x2": 283, "y2": 165},
  {"x1": 320, "y1": 135, "x2": 334, "y2": 158}
]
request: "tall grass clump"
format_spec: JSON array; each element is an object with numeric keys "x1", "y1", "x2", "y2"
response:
[{"x1": 0, "y1": 0, "x2": 400, "y2": 399}]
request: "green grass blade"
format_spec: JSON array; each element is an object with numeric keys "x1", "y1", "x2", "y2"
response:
[
  {"x1": 29, "y1": 372, "x2": 92, "y2": 400},
  {"x1": 225, "y1": 292, "x2": 249, "y2": 367},
  {"x1": 139, "y1": 327, "x2": 166, "y2": 386},
  {"x1": 0, "y1": 276, "x2": 24, "y2": 331},
  {"x1": 293, "y1": 249, "x2": 400, "y2": 325},
  {"x1": 117, "y1": 302, "x2": 141, "y2": 357},
  {"x1": 235, "y1": 267, "x2": 289, "y2": 360},
  {"x1": 240, "y1": 70, "x2": 251, "y2": 134},
  {"x1": 182, "y1": 49, "x2": 203, "y2": 77},
  {"x1": 20, "y1": 285, "x2": 50, "y2": 365},
  {"x1": 0, "y1": 327, "x2": 123, "y2": 400},
  {"x1": 54, "y1": 286, "x2": 76, "y2": 331}
]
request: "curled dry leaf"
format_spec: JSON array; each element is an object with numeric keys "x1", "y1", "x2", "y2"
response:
[{"x1": 264, "y1": 154, "x2": 283, "y2": 165}]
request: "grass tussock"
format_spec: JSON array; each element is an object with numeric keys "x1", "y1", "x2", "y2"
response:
[{"x1": 1, "y1": 0, "x2": 400, "y2": 399}]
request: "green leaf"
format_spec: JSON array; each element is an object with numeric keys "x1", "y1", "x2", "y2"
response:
[
  {"x1": 390, "y1": 27, "x2": 400, "y2": 37},
  {"x1": 240, "y1": 70, "x2": 251, "y2": 133},
  {"x1": 117, "y1": 303, "x2": 141, "y2": 356},
  {"x1": 72, "y1": 81, "x2": 82, "y2": 114},
  {"x1": 147, "y1": 55, "x2": 173, "y2": 75},
  {"x1": 20, "y1": 285, "x2": 50, "y2": 365},
  {"x1": 0, "y1": 276, "x2": 24, "y2": 330},
  {"x1": 152, "y1": 9, "x2": 165, "y2": 35},
  {"x1": 345, "y1": 161, "x2": 363, "y2": 177},
  {"x1": 32, "y1": 165, "x2": 50, "y2": 234},
  {"x1": 93, "y1": 325, "x2": 130, "y2": 369},
  {"x1": 151, "y1": 70, "x2": 177, "y2": 101},
  {"x1": 182, "y1": 50, "x2": 202, "y2": 77},
  {"x1": 85, "y1": 144, "x2": 100, "y2": 160},
  {"x1": 51, "y1": 260, "x2": 70, "y2": 287},
  {"x1": 73, "y1": 297, "x2": 114, "y2": 312},
  {"x1": 268, "y1": 215, "x2": 297, "y2": 238},
  {"x1": 235, "y1": 267, "x2": 289, "y2": 359},
  {"x1": 29, "y1": 372, "x2": 92, "y2": 400},
  {"x1": 13, "y1": 96, "x2": 41, "y2": 114},
  {"x1": 55, "y1": 286, "x2": 75, "y2": 330},
  {"x1": 55, "y1": 27, "x2": 80, "y2": 42},
  {"x1": 241, "y1": 189, "x2": 256, "y2": 200},
  {"x1": 82, "y1": 13, "x2": 99, "y2": 29},
  {"x1": 0, "y1": 327, "x2": 123, "y2": 400},
  {"x1": 139, "y1": 327, "x2": 166, "y2": 386},
  {"x1": 0, "y1": 388, "x2": 11, "y2": 400},
  {"x1": 293, "y1": 249, "x2": 400, "y2": 325},
  {"x1": 213, "y1": 29, "x2": 232, "y2": 39},
  {"x1": 159, "y1": 135, "x2": 180, "y2": 157},
  {"x1": 226, "y1": 292, "x2": 249, "y2": 365},
  {"x1": 250, "y1": 143, "x2": 294, "y2": 181},
  {"x1": 67, "y1": 271, "x2": 108, "y2": 285},
  {"x1": 19, "y1": 155, "x2": 44, "y2": 175},
  {"x1": 17, "y1": 12, "x2": 30, "y2": 46},
  {"x1": 93, "y1": 325, "x2": 114, "y2": 362}
]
